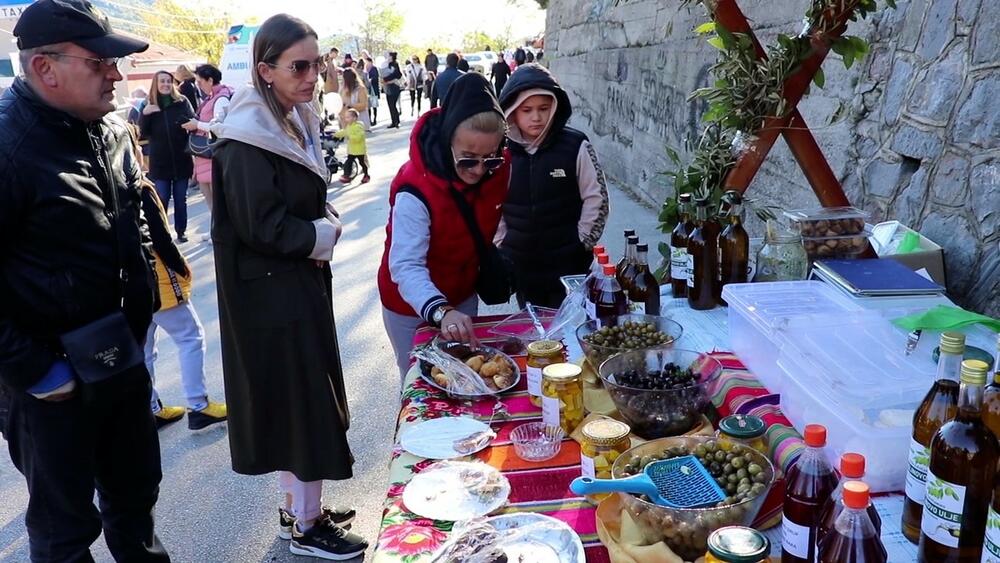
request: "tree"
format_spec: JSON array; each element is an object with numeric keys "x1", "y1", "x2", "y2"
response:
[
  {"x1": 461, "y1": 27, "x2": 515, "y2": 53},
  {"x1": 358, "y1": 1, "x2": 404, "y2": 57},
  {"x1": 130, "y1": 0, "x2": 229, "y2": 65}
]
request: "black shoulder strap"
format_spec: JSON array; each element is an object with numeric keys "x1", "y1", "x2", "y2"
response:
[{"x1": 447, "y1": 186, "x2": 489, "y2": 257}]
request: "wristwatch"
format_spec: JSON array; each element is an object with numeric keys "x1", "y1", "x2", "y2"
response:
[{"x1": 431, "y1": 305, "x2": 454, "y2": 328}]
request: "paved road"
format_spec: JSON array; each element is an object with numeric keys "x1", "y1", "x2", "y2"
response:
[{"x1": 0, "y1": 104, "x2": 658, "y2": 562}]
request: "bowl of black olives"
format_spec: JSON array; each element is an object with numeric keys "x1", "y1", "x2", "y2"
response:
[
  {"x1": 576, "y1": 314, "x2": 683, "y2": 368},
  {"x1": 599, "y1": 348, "x2": 721, "y2": 439},
  {"x1": 611, "y1": 436, "x2": 776, "y2": 561}
]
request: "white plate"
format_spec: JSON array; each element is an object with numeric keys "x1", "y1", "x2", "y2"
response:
[
  {"x1": 485, "y1": 513, "x2": 586, "y2": 563},
  {"x1": 402, "y1": 461, "x2": 510, "y2": 521},
  {"x1": 400, "y1": 417, "x2": 492, "y2": 460}
]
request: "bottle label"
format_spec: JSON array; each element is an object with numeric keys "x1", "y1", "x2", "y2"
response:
[
  {"x1": 905, "y1": 437, "x2": 931, "y2": 505},
  {"x1": 921, "y1": 469, "x2": 966, "y2": 548},
  {"x1": 984, "y1": 507, "x2": 1000, "y2": 562},
  {"x1": 781, "y1": 515, "x2": 810, "y2": 558},
  {"x1": 580, "y1": 452, "x2": 596, "y2": 480},
  {"x1": 542, "y1": 395, "x2": 561, "y2": 428},
  {"x1": 527, "y1": 366, "x2": 542, "y2": 398},
  {"x1": 685, "y1": 254, "x2": 694, "y2": 288},
  {"x1": 669, "y1": 246, "x2": 688, "y2": 281}
]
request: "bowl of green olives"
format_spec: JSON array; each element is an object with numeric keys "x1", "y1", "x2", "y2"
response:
[
  {"x1": 611, "y1": 436, "x2": 776, "y2": 561},
  {"x1": 599, "y1": 349, "x2": 721, "y2": 438},
  {"x1": 576, "y1": 314, "x2": 683, "y2": 368}
]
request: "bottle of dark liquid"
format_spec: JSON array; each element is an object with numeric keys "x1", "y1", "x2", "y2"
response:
[
  {"x1": 592, "y1": 263, "x2": 628, "y2": 320},
  {"x1": 705, "y1": 205, "x2": 723, "y2": 304},
  {"x1": 983, "y1": 472, "x2": 1000, "y2": 562},
  {"x1": 629, "y1": 243, "x2": 661, "y2": 315},
  {"x1": 818, "y1": 481, "x2": 887, "y2": 563},
  {"x1": 590, "y1": 244, "x2": 606, "y2": 275},
  {"x1": 616, "y1": 229, "x2": 636, "y2": 289},
  {"x1": 584, "y1": 253, "x2": 611, "y2": 321},
  {"x1": 718, "y1": 191, "x2": 749, "y2": 305},
  {"x1": 902, "y1": 332, "x2": 966, "y2": 543},
  {"x1": 687, "y1": 198, "x2": 718, "y2": 311},
  {"x1": 980, "y1": 334, "x2": 1000, "y2": 438},
  {"x1": 918, "y1": 360, "x2": 1000, "y2": 562},
  {"x1": 818, "y1": 453, "x2": 882, "y2": 548},
  {"x1": 670, "y1": 193, "x2": 694, "y2": 298},
  {"x1": 783, "y1": 424, "x2": 839, "y2": 563},
  {"x1": 618, "y1": 235, "x2": 639, "y2": 294}
]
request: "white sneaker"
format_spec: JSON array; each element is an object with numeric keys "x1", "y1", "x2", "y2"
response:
[{"x1": 201, "y1": 233, "x2": 211, "y2": 243}]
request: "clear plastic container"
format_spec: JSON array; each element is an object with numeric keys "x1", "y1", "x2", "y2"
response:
[
  {"x1": 801, "y1": 229, "x2": 872, "y2": 262},
  {"x1": 721, "y1": 281, "x2": 863, "y2": 393},
  {"x1": 783, "y1": 206, "x2": 870, "y2": 237}
]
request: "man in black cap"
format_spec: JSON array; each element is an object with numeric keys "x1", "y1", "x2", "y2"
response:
[{"x1": 0, "y1": 1, "x2": 170, "y2": 561}]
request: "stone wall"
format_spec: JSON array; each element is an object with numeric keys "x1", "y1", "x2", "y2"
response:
[{"x1": 545, "y1": 0, "x2": 999, "y2": 315}]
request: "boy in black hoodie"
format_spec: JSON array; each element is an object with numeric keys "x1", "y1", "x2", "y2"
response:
[{"x1": 497, "y1": 63, "x2": 609, "y2": 308}]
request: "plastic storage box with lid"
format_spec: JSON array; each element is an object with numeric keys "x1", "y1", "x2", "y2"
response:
[
  {"x1": 721, "y1": 281, "x2": 863, "y2": 394},
  {"x1": 783, "y1": 206, "x2": 870, "y2": 237}
]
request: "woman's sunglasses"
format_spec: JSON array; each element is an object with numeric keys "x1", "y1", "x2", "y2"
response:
[
  {"x1": 453, "y1": 152, "x2": 505, "y2": 171},
  {"x1": 267, "y1": 59, "x2": 328, "y2": 77}
]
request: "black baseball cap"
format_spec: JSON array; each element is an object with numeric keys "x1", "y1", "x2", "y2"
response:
[{"x1": 14, "y1": 0, "x2": 149, "y2": 57}]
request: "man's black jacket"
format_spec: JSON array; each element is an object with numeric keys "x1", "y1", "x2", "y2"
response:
[{"x1": 0, "y1": 78, "x2": 157, "y2": 392}]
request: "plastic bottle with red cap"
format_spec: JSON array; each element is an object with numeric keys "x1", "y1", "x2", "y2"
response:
[
  {"x1": 584, "y1": 254, "x2": 611, "y2": 320},
  {"x1": 782, "y1": 424, "x2": 840, "y2": 563},
  {"x1": 817, "y1": 481, "x2": 887, "y2": 562},
  {"x1": 817, "y1": 453, "x2": 882, "y2": 548},
  {"x1": 591, "y1": 263, "x2": 628, "y2": 320}
]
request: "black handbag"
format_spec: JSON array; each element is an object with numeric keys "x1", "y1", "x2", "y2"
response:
[
  {"x1": 448, "y1": 187, "x2": 514, "y2": 305},
  {"x1": 57, "y1": 145, "x2": 143, "y2": 384},
  {"x1": 187, "y1": 133, "x2": 214, "y2": 158}
]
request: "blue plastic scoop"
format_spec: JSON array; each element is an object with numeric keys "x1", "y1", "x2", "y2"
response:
[{"x1": 570, "y1": 454, "x2": 726, "y2": 508}]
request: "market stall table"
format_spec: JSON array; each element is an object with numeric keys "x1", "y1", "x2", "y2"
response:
[{"x1": 373, "y1": 301, "x2": 921, "y2": 561}]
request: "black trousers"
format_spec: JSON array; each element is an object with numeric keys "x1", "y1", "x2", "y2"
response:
[
  {"x1": 345, "y1": 154, "x2": 369, "y2": 176},
  {"x1": 4, "y1": 368, "x2": 170, "y2": 563},
  {"x1": 385, "y1": 84, "x2": 401, "y2": 126},
  {"x1": 408, "y1": 88, "x2": 423, "y2": 113}
]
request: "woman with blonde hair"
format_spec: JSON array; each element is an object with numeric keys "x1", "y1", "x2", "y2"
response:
[
  {"x1": 140, "y1": 70, "x2": 196, "y2": 242},
  {"x1": 378, "y1": 72, "x2": 512, "y2": 379},
  {"x1": 210, "y1": 13, "x2": 368, "y2": 561},
  {"x1": 175, "y1": 64, "x2": 199, "y2": 110}
]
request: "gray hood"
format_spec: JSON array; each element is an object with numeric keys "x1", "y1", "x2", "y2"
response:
[{"x1": 215, "y1": 86, "x2": 327, "y2": 181}]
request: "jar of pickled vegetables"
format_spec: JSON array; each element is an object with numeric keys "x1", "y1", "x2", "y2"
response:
[
  {"x1": 542, "y1": 363, "x2": 584, "y2": 434},
  {"x1": 717, "y1": 414, "x2": 767, "y2": 457},
  {"x1": 705, "y1": 526, "x2": 770, "y2": 563},
  {"x1": 581, "y1": 419, "x2": 631, "y2": 503},
  {"x1": 526, "y1": 340, "x2": 565, "y2": 407}
]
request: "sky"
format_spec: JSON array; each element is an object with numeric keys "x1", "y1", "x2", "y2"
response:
[{"x1": 204, "y1": 0, "x2": 546, "y2": 48}]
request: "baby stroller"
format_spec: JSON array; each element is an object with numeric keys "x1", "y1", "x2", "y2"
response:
[{"x1": 320, "y1": 129, "x2": 357, "y2": 184}]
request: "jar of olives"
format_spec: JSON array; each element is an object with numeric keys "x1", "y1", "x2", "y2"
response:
[
  {"x1": 526, "y1": 340, "x2": 565, "y2": 407},
  {"x1": 541, "y1": 363, "x2": 585, "y2": 434},
  {"x1": 580, "y1": 419, "x2": 631, "y2": 503},
  {"x1": 705, "y1": 526, "x2": 770, "y2": 563},
  {"x1": 716, "y1": 414, "x2": 768, "y2": 457}
]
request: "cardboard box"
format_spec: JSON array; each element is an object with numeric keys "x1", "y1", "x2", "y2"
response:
[{"x1": 870, "y1": 221, "x2": 947, "y2": 288}]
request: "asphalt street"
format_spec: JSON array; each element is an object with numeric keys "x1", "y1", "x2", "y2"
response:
[{"x1": 0, "y1": 99, "x2": 659, "y2": 562}]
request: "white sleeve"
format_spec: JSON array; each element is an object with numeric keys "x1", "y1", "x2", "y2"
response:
[
  {"x1": 388, "y1": 192, "x2": 448, "y2": 321},
  {"x1": 576, "y1": 140, "x2": 610, "y2": 248}
]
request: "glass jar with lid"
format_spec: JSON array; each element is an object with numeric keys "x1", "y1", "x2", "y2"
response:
[
  {"x1": 580, "y1": 419, "x2": 631, "y2": 503},
  {"x1": 705, "y1": 526, "x2": 770, "y2": 563},
  {"x1": 717, "y1": 414, "x2": 768, "y2": 457},
  {"x1": 753, "y1": 224, "x2": 808, "y2": 282},
  {"x1": 526, "y1": 340, "x2": 565, "y2": 407},
  {"x1": 542, "y1": 363, "x2": 585, "y2": 434}
]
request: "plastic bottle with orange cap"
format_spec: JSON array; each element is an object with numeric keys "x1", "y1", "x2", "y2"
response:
[
  {"x1": 816, "y1": 481, "x2": 887, "y2": 562},
  {"x1": 781, "y1": 423, "x2": 839, "y2": 563},
  {"x1": 816, "y1": 453, "x2": 882, "y2": 549}
]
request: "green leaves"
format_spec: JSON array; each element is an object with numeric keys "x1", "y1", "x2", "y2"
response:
[
  {"x1": 695, "y1": 21, "x2": 716, "y2": 34},
  {"x1": 813, "y1": 67, "x2": 826, "y2": 88},
  {"x1": 832, "y1": 35, "x2": 870, "y2": 69}
]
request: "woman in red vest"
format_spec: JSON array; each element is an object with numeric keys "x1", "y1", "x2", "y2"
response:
[{"x1": 378, "y1": 73, "x2": 510, "y2": 380}]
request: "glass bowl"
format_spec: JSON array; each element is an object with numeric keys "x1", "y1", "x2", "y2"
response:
[
  {"x1": 611, "y1": 436, "x2": 776, "y2": 561},
  {"x1": 488, "y1": 307, "x2": 559, "y2": 355},
  {"x1": 598, "y1": 348, "x2": 722, "y2": 439},
  {"x1": 510, "y1": 422, "x2": 565, "y2": 462},
  {"x1": 575, "y1": 314, "x2": 683, "y2": 368}
]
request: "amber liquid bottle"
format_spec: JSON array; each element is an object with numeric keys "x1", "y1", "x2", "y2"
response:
[
  {"x1": 592, "y1": 263, "x2": 628, "y2": 319},
  {"x1": 629, "y1": 243, "x2": 661, "y2": 315},
  {"x1": 686, "y1": 198, "x2": 718, "y2": 311},
  {"x1": 818, "y1": 453, "x2": 882, "y2": 549},
  {"x1": 669, "y1": 193, "x2": 694, "y2": 298},
  {"x1": 917, "y1": 360, "x2": 1000, "y2": 563},
  {"x1": 980, "y1": 334, "x2": 1000, "y2": 438},
  {"x1": 902, "y1": 332, "x2": 966, "y2": 543},
  {"x1": 817, "y1": 481, "x2": 887, "y2": 563},
  {"x1": 616, "y1": 229, "x2": 636, "y2": 291},
  {"x1": 983, "y1": 473, "x2": 1000, "y2": 562},
  {"x1": 718, "y1": 191, "x2": 749, "y2": 305},
  {"x1": 619, "y1": 236, "x2": 640, "y2": 296},
  {"x1": 783, "y1": 424, "x2": 839, "y2": 563}
]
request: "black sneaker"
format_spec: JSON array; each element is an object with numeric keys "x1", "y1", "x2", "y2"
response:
[
  {"x1": 279, "y1": 507, "x2": 355, "y2": 540},
  {"x1": 290, "y1": 515, "x2": 368, "y2": 560},
  {"x1": 176, "y1": 234, "x2": 188, "y2": 243}
]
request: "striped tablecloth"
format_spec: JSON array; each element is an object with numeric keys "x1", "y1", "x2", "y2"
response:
[{"x1": 373, "y1": 315, "x2": 806, "y2": 562}]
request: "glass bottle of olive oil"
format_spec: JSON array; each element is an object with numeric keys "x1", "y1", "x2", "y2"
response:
[
  {"x1": 687, "y1": 197, "x2": 718, "y2": 311},
  {"x1": 902, "y1": 332, "x2": 966, "y2": 543},
  {"x1": 980, "y1": 334, "x2": 1000, "y2": 438},
  {"x1": 718, "y1": 191, "x2": 750, "y2": 305},
  {"x1": 917, "y1": 360, "x2": 999, "y2": 562},
  {"x1": 669, "y1": 193, "x2": 694, "y2": 298}
]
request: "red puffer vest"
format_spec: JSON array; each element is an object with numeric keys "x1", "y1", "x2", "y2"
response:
[{"x1": 378, "y1": 109, "x2": 510, "y2": 317}]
